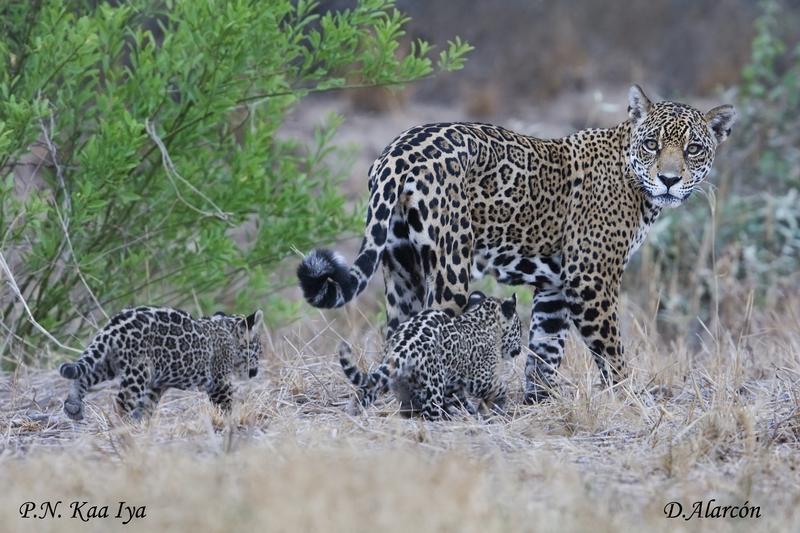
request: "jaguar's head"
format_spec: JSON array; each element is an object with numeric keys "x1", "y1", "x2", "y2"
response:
[{"x1": 627, "y1": 85, "x2": 736, "y2": 208}]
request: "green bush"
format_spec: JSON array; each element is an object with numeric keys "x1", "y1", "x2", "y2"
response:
[{"x1": 0, "y1": 0, "x2": 471, "y2": 363}]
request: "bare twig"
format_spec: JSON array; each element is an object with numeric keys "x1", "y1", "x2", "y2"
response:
[
  {"x1": 144, "y1": 119, "x2": 232, "y2": 223},
  {"x1": 39, "y1": 114, "x2": 71, "y2": 217},
  {"x1": 57, "y1": 203, "x2": 108, "y2": 320},
  {"x1": 0, "y1": 251, "x2": 82, "y2": 354},
  {"x1": 39, "y1": 115, "x2": 109, "y2": 321}
]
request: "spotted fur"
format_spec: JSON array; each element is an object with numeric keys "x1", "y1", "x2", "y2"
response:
[
  {"x1": 60, "y1": 307, "x2": 263, "y2": 421},
  {"x1": 340, "y1": 292, "x2": 521, "y2": 420},
  {"x1": 299, "y1": 85, "x2": 736, "y2": 401}
]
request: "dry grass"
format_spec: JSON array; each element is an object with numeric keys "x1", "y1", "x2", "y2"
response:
[{"x1": 1, "y1": 287, "x2": 799, "y2": 532}]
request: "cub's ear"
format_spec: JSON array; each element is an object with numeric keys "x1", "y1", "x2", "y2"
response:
[
  {"x1": 501, "y1": 293, "x2": 517, "y2": 319},
  {"x1": 466, "y1": 290, "x2": 486, "y2": 308},
  {"x1": 705, "y1": 104, "x2": 737, "y2": 145},
  {"x1": 245, "y1": 309, "x2": 264, "y2": 330},
  {"x1": 628, "y1": 84, "x2": 652, "y2": 126}
]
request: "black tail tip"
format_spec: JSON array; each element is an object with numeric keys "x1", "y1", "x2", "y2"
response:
[
  {"x1": 59, "y1": 363, "x2": 80, "y2": 379},
  {"x1": 297, "y1": 249, "x2": 352, "y2": 308}
]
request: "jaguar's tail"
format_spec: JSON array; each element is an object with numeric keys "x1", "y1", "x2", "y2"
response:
[{"x1": 297, "y1": 157, "x2": 398, "y2": 309}]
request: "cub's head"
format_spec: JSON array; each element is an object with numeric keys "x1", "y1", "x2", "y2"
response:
[
  {"x1": 466, "y1": 291, "x2": 522, "y2": 360},
  {"x1": 627, "y1": 85, "x2": 736, "y2": 208},
  {"x1": 236, "y1": 310, "x2": 263, "y2": 379},
  {"x1": 212, "y1": 309, "x2": 264, "y2": 379}
]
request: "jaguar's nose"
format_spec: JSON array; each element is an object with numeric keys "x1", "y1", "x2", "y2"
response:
[
  {"x1": 657, "y1": 174, "x2": 681, "y2": 189},
  {"x1": 249, "y1": 368, "x2": 258, "y2": 378}
]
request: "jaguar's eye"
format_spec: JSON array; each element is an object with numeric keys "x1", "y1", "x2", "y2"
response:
[
  {"x1": 686, "y1": 143, "x2": 702, "y2": 156},
  {"x1": 643, "y1": 139, "x2": 658, "y2": 152}
]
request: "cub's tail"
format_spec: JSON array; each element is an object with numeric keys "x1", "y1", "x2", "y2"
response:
[
  {"x1": 338, "y1": 342, "x2": 391, "y2": 408},
  {"x1": 59, "y1": 334, "x2": 109, "y2": 380},
  {"x1": 339, "y1": 342, "x2": 370, "y2": 389},
  {"x1": 297, "y1": 158, "x2": 397, "y2": 309}
]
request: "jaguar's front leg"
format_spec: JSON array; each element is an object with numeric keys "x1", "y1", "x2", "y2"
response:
[
  {"x1": 207, "y1": 378, "x2": 234, "y2": 412},
  {"x1": 482, "y1": 377, "x2": 508, "y2": 415},
  {"x1": 524, "y1": 287, "x2": 570, "y2": 403},
  {"x1": 134, "y1": 386, "x2": 164, "y2": 420},
  {"x1": 565, "y1": 278, "x2": 627, "y2": 387}
]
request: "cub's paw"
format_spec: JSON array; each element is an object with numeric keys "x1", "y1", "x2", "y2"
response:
[{"x1": 128, "y1": 407, "x2": 148, "y2": 423}]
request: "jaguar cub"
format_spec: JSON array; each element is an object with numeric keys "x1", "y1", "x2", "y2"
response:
[
  {"x1": 340, "y1": 292, "x2": 521, "y2": 420},
  {"x1": 60, "y1": 306, "x2": 263, "y2": 421}
]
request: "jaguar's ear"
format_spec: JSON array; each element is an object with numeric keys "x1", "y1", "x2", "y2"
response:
[
  {"x1": 245, "y1": 310, "x2": 264, "y2": 330},
  {"x1": 628, "y1": 84, "x2": 652, "y2": 126},
  {"x1": 466, "y1": 290, "x2": 486, "y2": 308},
  {"x1": 501, "y1": 293, "x2": 516, "y2": 319},
  {"x1": 705, "y1": 104, "x2": 737, "y2": 145}
]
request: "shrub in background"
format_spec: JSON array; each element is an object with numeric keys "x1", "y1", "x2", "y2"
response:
[{"x1": 0, "y1": 0, "x2": 471, "y2": 364}]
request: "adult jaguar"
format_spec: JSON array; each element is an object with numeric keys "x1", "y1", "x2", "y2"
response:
[{"x1": 298, "y1": 85, "x2": 736, "y2": 401}]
